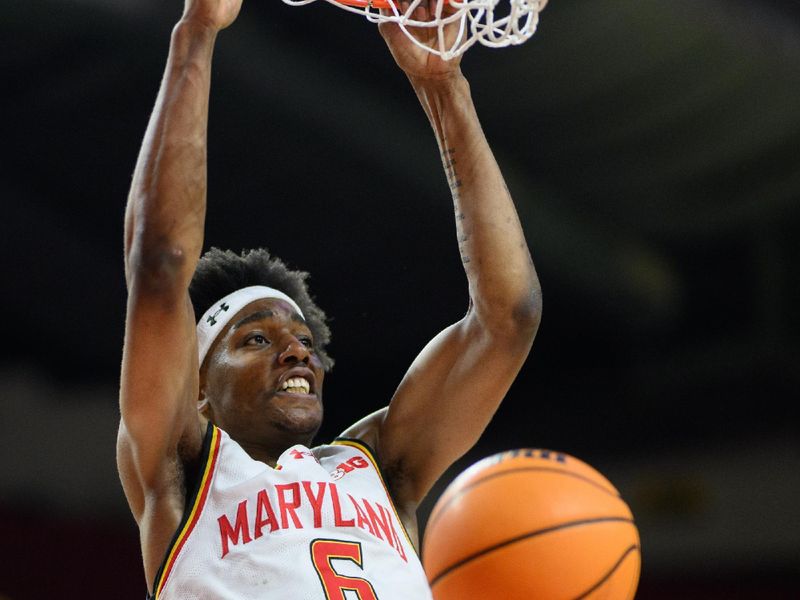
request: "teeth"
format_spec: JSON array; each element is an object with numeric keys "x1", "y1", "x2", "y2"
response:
[{"x1": 281, "y1": 377, "x2": 310, "y2": 393}]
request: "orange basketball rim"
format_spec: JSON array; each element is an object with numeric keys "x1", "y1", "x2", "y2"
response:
[{"x1": 335, "y1": 0, "x2": 451, "y2": 9}]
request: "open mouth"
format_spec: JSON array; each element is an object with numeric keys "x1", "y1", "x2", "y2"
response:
[{"x1": 280, "y1": 376, "x2": 312, "y2": 395}]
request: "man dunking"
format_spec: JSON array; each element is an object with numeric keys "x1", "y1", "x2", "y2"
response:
[{"x1": 117, "y1": 0, "x2": 543, "y2": 597}]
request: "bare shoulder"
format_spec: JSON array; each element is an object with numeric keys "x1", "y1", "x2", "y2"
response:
[
  {"x1": 118, "y1": 416, "x2": 209, "y2": 590},
  {"x1": 336, "y1": 407, "x2": 388, "y2": 450},
  {"x1": 336, "y1": 406, "x2": 422, "y2": 545},
  {"x1": 337, "y1": 407, "x2": 414, "y2": 504}
]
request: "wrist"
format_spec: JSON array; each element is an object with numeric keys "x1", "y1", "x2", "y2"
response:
[
  {"x1": 408, "y1": 71, "x2": 468, "y2": 94},
  {"x1": 410, "y1": 72, "x2": 472, "y2": 115},
  {"x1": 173, "y1": 17, "x2": 221, "y2": 43}
]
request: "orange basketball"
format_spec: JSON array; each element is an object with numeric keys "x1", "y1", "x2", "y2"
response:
[{"x1": 422, "y1": 449, "x2": 641, "y2": 600}]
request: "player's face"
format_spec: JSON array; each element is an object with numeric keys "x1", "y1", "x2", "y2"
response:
[{"x1": 200, "y1": 298, "x2": 325, "y2": 447}]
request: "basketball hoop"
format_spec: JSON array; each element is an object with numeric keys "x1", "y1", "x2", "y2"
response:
[{"x1": 281, "y1": 0, "x2": 545, "y2": 60}]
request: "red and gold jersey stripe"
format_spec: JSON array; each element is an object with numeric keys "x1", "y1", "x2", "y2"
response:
[
  {"x1": 331, "y1": 438, "x2": 415, "y2": 550},
  {"x1": 154, "y1": 425, "x2": 222, "y2": 599}
]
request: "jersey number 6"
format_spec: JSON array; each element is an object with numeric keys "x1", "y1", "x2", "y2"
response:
[{"x1": 310, "y1": 539, "x2": 380, "y2": 600}]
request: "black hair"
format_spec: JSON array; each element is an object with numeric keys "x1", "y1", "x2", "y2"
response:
[{"x1": 189, "y1": 247, "x2": 333, "y2": 370}]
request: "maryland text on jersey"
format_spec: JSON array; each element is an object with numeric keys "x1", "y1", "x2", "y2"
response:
[{"x1": 150, "y1": 423, "x2": 433, "y2": 600}]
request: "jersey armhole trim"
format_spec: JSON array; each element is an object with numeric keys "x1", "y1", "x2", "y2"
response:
[
  {"x1": 331, "y1": 436, "x2": 417, "y2": 553},
  {"x1": 150, "y1": 422, "x2": 221, "y2": 599}
]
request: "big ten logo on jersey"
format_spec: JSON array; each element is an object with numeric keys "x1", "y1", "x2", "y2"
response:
[{"x1": 331, "y1": 455, "x2": 369, "y2": 481}]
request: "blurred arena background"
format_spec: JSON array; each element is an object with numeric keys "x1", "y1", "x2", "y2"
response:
[{"x1": 2, "y1": 0, "x2": 799, "y2": 597}]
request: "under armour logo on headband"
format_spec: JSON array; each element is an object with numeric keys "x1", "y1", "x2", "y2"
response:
[
  {"x1": 197, "y1": 286, "x2": 305, "y2": 365},
  {"x1": 206, "y1": 302, "x2": 230, "y2": 326}
]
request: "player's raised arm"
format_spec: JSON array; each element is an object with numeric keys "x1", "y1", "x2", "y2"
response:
[
  {"x1": 373, "y1": 2, "x2": 543, "y2": 514},
  {"x1": 117, "y1": 0, "x2": 242, "y2": 585}
]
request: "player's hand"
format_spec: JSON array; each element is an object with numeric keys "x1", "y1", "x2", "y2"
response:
[
  {"x1": 378, "y1": 0, "x2": 464, "y2": 81},
  {"x1": 379, "y1": 0, "x2": 548, "y2": 81},
  {"x1": 182, "y1": 0, "x2": 243, "y2": 32}
]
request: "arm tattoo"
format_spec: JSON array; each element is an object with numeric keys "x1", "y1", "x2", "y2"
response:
[
  {"x1": 443, "y1": 147, "x2": 462, "y2": 193},
  {"x1": 444, "y1": 147, "x2": 471, "y2": 266}
]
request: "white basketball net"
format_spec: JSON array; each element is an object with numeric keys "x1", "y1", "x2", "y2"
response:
[{"x1": 281, "y1": 0, "x2": 542, "y2": 60}]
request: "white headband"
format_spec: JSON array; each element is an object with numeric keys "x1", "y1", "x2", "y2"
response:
[{"x1": 196, "y1": 285, "x2": 305, "y2": 366}]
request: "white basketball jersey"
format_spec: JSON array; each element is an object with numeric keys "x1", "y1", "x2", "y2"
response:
[{"x1": 152, "y1": 423, "x2": 434, "y2": 600}]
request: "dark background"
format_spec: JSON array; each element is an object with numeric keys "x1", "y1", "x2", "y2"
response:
[{"x1": 2, "y1": 0, "x2": 799, "y2": 598}]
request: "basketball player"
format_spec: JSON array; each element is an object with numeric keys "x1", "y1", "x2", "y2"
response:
[{"x1": 117, "y1": 0, "x2": 542, "y2": 597}]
